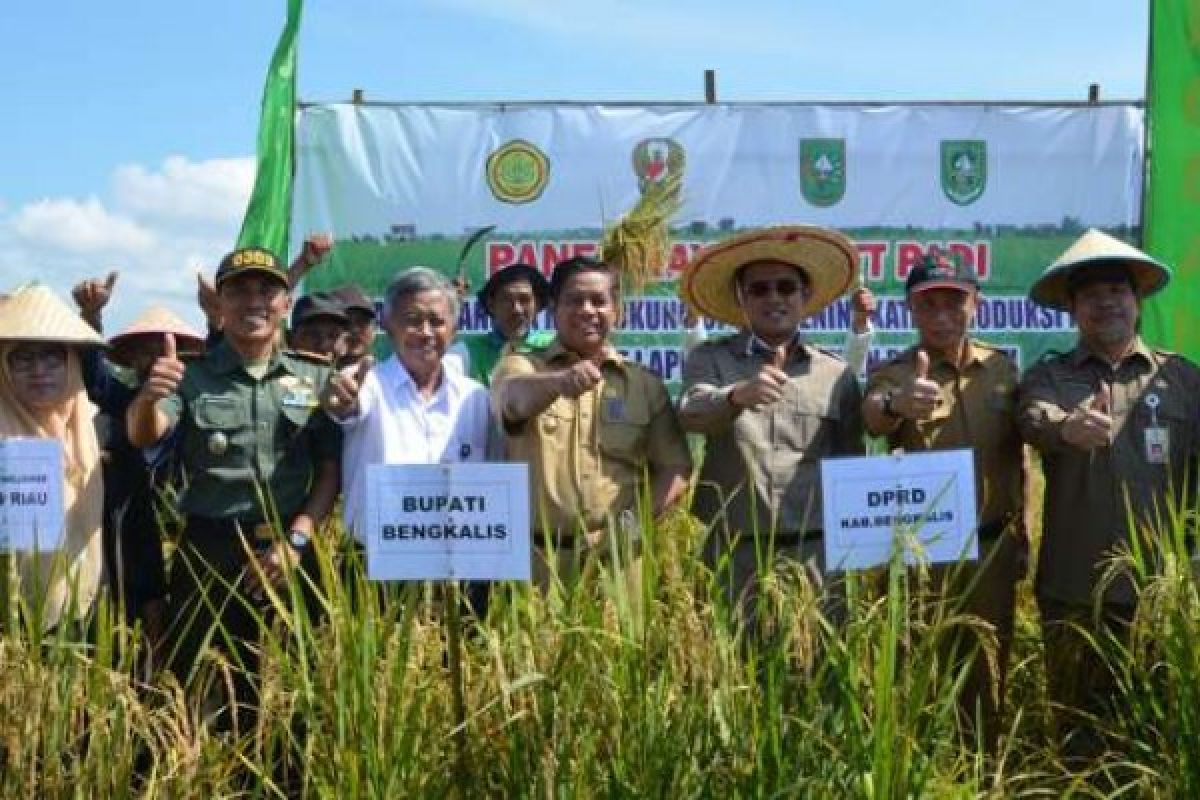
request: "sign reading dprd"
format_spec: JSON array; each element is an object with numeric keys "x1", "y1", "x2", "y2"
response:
[{"x1": 820, "y1": 449, "x2": 977, "y2": 571}]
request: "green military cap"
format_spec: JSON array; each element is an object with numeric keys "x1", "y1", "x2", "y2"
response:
[{"x1": 215, "y1": 247, "x2": 288, "y2": 289}]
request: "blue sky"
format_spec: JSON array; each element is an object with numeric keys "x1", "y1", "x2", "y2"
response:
[{"x1": 0, "y1": 0, "x2": 1149, "y2": 329}]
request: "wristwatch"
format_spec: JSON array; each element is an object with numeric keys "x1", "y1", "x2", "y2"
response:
[{"x1": 287, "y1": 529, "x2": 311, "y2": 552}]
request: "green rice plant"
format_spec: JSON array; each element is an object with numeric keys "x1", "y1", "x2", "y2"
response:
[
  {"x1": 8, "y1": 466, "x2": 1199, "y2": 797},
  {"x1": 1084, "y1": 490, "x2": 1200, "y2": 796}
]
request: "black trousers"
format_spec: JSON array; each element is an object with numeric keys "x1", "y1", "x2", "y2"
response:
[{"x1": 165, "y1": 516, "x2": 322, "y2": 730}]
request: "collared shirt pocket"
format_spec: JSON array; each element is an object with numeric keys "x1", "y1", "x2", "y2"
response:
[
  {"x1": 1055, "y1": 379, "x2": 1095, "y2": 411},
  {"x1": 780, "y1": 395, "x2": 839, "y2": 459},
  {"x1": 191, "y1": 395, "x2": 246, "y2": 463},
  {"x1": 598, "y1": 394, "x2": 651, "y2": 465}
]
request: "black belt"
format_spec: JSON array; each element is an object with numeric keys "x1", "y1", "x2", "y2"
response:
[{"x1": 184, "y1": 515, "x2": 276, "y2": 546}]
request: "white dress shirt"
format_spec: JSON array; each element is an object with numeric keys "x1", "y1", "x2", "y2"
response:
[{"x1": 338, "y1": 355, "x2": 495, "y2": 541}]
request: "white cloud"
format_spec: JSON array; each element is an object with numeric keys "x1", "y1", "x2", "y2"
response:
[
  {"x1": 0, "y1": 155, "x2": 255, "y2": 332},
  {"x1": 113, "y1": 156, "x2": 254, "y2": 227},
  {"x1": 12, "y1": 196, "x2": 156, "y2": 255}
]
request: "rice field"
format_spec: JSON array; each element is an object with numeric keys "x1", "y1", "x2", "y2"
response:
[{"x1": 2, "y1": 475, "x2": 1198, "y2": 799}]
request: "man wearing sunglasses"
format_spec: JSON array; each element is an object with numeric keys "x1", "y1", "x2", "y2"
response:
[{"x1": 678, "y1": 226, "x2": 866, "y2": 618}]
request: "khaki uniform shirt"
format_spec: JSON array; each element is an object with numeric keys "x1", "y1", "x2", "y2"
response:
[
  {"x1": 158, "y1": 340, "x2": 342, "y2": 522},
  {"x1": 492, "y1": 340, "x2": 692, "y2": 538},
  {"x1": 1018, "y1": 338, "x2": 1200, "y2": 605},
  {"x1": 867, "y1": 340, "x2": 1024, "y2": 535},
  {"x1": 679, "y1": 332, "x2": 865, "y2": 538}
]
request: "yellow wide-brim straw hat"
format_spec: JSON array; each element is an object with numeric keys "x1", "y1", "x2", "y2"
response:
[
  {"x1": 681, "y1": 225, "x2": 858, "y2": 327},
  {"x1": 0, "y1": 284, "x2": 105, "y2": 346},
  {"x1": 1030, "y1": 228, "x2": 1171, "y2": 311},
  {"x1": 108, "y1": 305, "x2": 205, "y2": 367}
]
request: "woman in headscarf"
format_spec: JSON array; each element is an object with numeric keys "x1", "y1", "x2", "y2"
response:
[{"x1": 0, "y1": 284, "x2": 106, "y2": 631}]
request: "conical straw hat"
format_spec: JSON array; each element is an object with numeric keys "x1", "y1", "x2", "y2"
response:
[
  {"x1": 0, "y1": 284, "x2": 105, "y2": 346},
  {"x1": 1030, "y1": 229, "x2": 1170, "y2": 311},
  {"x1": 108, "y1": 305, "x2": 205, "y2": 367},
  {"x1": 681, "y1": 225, "x2": 858, "y2": 327}
]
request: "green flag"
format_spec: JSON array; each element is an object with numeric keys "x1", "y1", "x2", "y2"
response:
[
  {"x1": 1143, "y1": 0, "x2": 1200, "y2": 359},
  {"x1": 237, "y1": 0, "x2": 303, "y2": 261}
]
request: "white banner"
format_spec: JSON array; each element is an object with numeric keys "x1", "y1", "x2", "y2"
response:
[
  {"x1": 820, "y1": 449, "x2": 977, "y2": 571},
  {"x1": 296, "y1": 103, "x2": 1142, "y2": 236},
  {"x1": 294, "y1": 102, "x2": 1144, "y2": 374},
  {"x1": 0, "y1": 438, "x2": 64, "y2": 552},
  {"x1": 364, "y1": 463, "x2": 530, "y2": 581}
]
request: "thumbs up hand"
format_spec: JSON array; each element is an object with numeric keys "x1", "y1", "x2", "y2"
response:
[
  {"x1": 323, "y1": 355, "x2": 375, "y2": 418},
  {"x1": 71, "y1": 270, "x2": 119, "y2": 329},
  {"x1": 1061, "y1": 382, "x2": 1114, "y2": 451},
  {"x1": 889, "y1": 349, "x2": 941, "y2": 420},
  {"x1": 730, "y1": 347, "x2": 789, "y2": 410},
  {"x1": 139, "y1": 333, "x2": 186, "y2": 404}
]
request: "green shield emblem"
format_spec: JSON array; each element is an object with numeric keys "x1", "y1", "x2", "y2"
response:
[
  {"x1": 799, "y1": 139, "x2": 846, "y2": 207},
  {"x1": 940, "y1": 140, "x2": 987, "y2": 205}
]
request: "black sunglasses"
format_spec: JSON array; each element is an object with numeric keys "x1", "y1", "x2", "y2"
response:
[{"x1": 744, "y1": 279, "x2": 803, "y2": 299}]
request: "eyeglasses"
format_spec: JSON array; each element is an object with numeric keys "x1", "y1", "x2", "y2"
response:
[
  {"x1": 7, "y1": 346, "x2": 68, "y2": 373},
  {"x1": 743, "y1": 279, "x2": 803, "y2": 299}
]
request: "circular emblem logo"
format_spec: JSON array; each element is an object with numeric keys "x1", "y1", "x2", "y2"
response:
[
  {"x1": 486, "y1": 140, "x2": 550, "y2": 204},
  {"x1": 632, "y1": 137, "x2": 685, "y2": 195}
]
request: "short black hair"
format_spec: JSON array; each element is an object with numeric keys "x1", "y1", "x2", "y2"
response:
[
  {"x1": 549, "y1": 256, "x2": 618, "y2": 302},
  {"x1": 1065, "y1": 262, "x2": 1138, "y2": 300},
  {"x1": 477, "y1": 263, "x2": 551, "y2": 316}
]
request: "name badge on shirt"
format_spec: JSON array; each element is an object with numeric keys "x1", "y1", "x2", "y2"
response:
[
  {"x1": 1143, "y1": 393, "x2": 1168, "y2": 464},
  {"x1": 282, "y1": 388, "x2": 317, "y2": 408},
  {"x1": 1145, "y1": 427, "x2": 1169, "y2": 464},
  {"x1": 604, "y1": 396, "x2": 626, "y2": 422}
]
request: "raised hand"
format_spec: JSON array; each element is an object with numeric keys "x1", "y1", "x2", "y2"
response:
[
  {"x1": 139, "y1": 333, "x2": 185, "y2": 403},
  {"x1": 302, "y1": 233, "x2": 333, "y2": 266},
  {"x1": 1061, "y1": 382, "x2": 1113, "y2": 450},
  {"x1": 72, "y1": 271, "x2": 118, "y2": 328},
  {"x1": 196, "y1": 269, "x2": 222, "y2": 328},
  {"x1": 850, "y1": 286, "x2": 877, "y2": 334},
  {"x1": 288, "y1": 233, "x2": 335, "y2": 288},
  {"x1": 891, "y1": 349, "x2": 941, "y2": 420},
  {"x1": 322, "y1": 355, "x2": 374, "y2": 418},
  {"x1": 731, "y1": 350, "x2": 789, "y2": 410}
]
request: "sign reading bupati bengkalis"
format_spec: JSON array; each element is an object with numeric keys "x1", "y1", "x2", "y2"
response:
[{"x1": 365, "y1": 463, "x2": 530, "y2": 581}]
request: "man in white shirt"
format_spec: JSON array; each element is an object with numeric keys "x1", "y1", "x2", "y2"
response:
[{"x1": 324, "y1": 267, "x2": 498, "y2": 543}]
